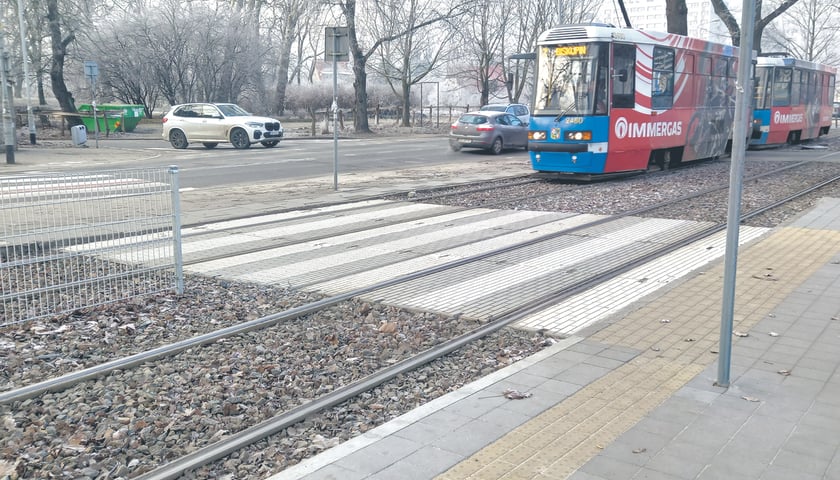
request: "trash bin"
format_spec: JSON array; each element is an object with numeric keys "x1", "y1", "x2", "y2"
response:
[
  {"x1": 71, "y1": 125, "x2": 87, "y2": 145},
  {"x1": 77, "y1": 104, "x2": 145, "y2": 132}
]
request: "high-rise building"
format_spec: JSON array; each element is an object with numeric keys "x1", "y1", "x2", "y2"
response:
[{"x1": 599, "y1": 0, "x2": 733, "y2": 44}]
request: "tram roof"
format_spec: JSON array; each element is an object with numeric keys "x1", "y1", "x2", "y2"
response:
[
  {"x1": 755, "y1": 55, "x2": 836, "y2": 75},
  {"x1": 537, "y1": 24, "x2": 737, "y2": 57}
]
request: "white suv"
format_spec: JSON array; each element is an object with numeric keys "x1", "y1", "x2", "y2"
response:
[
  {"x1": 161, "y1": 103, "x2": 284, "y2": 149},
  {"x1": 479, "y1": 103, "x2": 530, "y2": 125}
]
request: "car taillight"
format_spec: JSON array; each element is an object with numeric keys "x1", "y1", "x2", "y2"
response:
[
  {"x1": 476, "y1": 125, "x2": 493, "y2": 131},
  {"x1": 162, "y1": 117, "x2": 168, "y2": 123}
]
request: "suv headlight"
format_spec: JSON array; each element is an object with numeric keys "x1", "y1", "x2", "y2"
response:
[{"x1": 246, "y1": 121, "x2": 264, "y2": 128}]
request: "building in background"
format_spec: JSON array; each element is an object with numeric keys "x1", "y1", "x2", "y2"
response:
[{"x1": 598, "y1": 0, "x2": 732, "y2": 44}]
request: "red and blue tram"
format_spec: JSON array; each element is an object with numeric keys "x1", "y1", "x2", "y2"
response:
[
  {"x1": 750, "y1": 55, "x2": 836, "y2": 147},
  {"x1": 528, "y1": 25, "x2": 739, "y2": 177}
]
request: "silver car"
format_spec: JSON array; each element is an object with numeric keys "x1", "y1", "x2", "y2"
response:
[
  {"x1": 479, "y1": 103, "x2": 530, "y2": 125},
  {"x1": 161, "y1": 103, "x2": 284, "y2": 150},
  {"x1": 449, "y1": 111, "x2": 529, "y2": 154}
]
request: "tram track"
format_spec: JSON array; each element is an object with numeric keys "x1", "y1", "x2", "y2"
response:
[
  {"x1": 126, "y1": 169, "x2": 840, "y2": 480},
  {"x1": 7, "y1": 157, "x2": 836, "y2": 478},
  {"x1": 178, "y1": 160, "x2": 811, "y2": 268}
]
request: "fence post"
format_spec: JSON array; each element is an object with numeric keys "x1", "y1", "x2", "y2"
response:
[{"x1": 169, "y1": 165, "x2": 184, "y2": 294}]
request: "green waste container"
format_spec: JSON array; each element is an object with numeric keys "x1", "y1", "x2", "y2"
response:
[{"x1": 77, "y1": 104, "x2": 145, "y2": 133}]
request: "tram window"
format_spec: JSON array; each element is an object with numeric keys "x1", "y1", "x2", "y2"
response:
[
  {"x1": 713, "y1": 57, "x2": 728, "y2": 77},
  {"x1": 790, "y1": 69, "x2": 801, "y2": 106},
  {"x1": 754, "y1": 68, "x2": 770, "y2": 109},
  {"x1": 772, "y1": 67, "x2": 792, "y2": 106},
  {"x1": 809, "y1": 71, "x2": 818, "y2": 104},
  {"x1": 800, "y1": 70, "x2": 810, "y2": 105},
  {"x1": 612, "y1": 44, "x2": 635, "y2": 108},
  {"x1": 697, "y1": 56, "x2": 711, "y2": 75},
  {"x1": 652, "y1": 46, "x2": 674, "y2": 109}
]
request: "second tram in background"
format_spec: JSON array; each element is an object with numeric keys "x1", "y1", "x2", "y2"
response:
[
  {"x1": 528, "y1": 24, "x2": 740, "y2": 178},
  {"x1": 750, "y1": 54, "x2": 836, "y2": 147}
]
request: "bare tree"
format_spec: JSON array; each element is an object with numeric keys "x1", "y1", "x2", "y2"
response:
[
  {"x1": 335, "y1": 0, "x2": 466, "y2": 133},
  {"x1": 369, "y1": 0, "x2": 451, "y2": 127},
  {"x1": 763, "y1": 0, "x2": 840, "y2": 65},
  {"x1": 449, "y1": 0, "x2": 511, "y2": 107},
  {"x1": 284, "y1": 82, "x2": 353, "y2": 135},
  {"x1": 453, "y1": 0, "x2": 597, "y2": 107},
  {"x1": 46, "y1": 0, "x2": 81, "y2": 119},
  {"x1": 263, "y1": 0, "x2": 322, "y2": 114},
  {"x1": 710, "y1": 0, "x2": 800, "y2": 49}
]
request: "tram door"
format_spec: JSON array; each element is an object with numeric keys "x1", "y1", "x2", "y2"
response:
[{"x1": 612, "y1": 44, "x2": 635, "y2": 109}]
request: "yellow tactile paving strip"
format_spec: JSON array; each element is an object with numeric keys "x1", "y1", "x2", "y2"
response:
[{"x1": 437, "y1": 227, "x2": 840, "y2": 480}]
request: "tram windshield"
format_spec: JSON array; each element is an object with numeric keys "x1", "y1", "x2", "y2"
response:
[{"x1": 534, "y1": 42, "x2": 608, "y2": 116}]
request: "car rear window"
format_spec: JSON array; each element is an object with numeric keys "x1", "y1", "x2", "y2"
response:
[{"x1": 458, "y1": 114, "x2": 488, "y2": 124}]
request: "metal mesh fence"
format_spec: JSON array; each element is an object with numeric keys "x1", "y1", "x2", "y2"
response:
[{"x1": 0, "y1": 166, "x2": 183, "y2": 326}]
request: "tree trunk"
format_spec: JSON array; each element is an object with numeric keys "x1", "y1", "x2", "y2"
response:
[
  {"x1": 47, "y1": 0, "x2": 78, "y2": 123},
  {"x1": 711, "y1": 0, "x2": 799, "y2": 50},
  {"x1": 275, "y1": 41, "x2": 293, "y2": 114},
  {"x1": 343, "y1": 0, "x2": 372, "y2": 133},
  {"x1": 666, "y1": 0, "x2": 689, "y2": 35},
  {"x1": 401, "y1": 80, "x2": 411, "y2": 127},
  {"x1": 274, "y1": 19, "x2": 298, "y2": 116},
  {"x1": 710, "y1": 0, "x2": 743, "y2": 46}
]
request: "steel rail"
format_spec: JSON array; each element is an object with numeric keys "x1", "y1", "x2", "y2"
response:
[
  {"x1": 182, "y1": 161, "x2": 812, "y2": 267},
  {"x1": 135, "y1": 169, "x2": 840, "y2": 480},
  {"x1": 1, "y1": 161, "x2": 824, "y2": 405}
]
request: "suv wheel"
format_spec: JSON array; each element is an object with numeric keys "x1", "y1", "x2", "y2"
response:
[
  {"x1": 230, "y1": 128, "x2": 251, "y2": 149},
  {"x1": 169, "y1": 130, "x2": 189, "y2": 149}
]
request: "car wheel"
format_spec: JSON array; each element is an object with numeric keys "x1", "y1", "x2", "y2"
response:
[
  {"x1": 230, "y1": 128, "x2": 251, "y2": 149},
  {"x1": 202, "y1": 142, "x2": 218, "y2": 149},
  {"x1": 488, "y1": 137, "x2": 503, "y2": 155},
  {"x1": 261, "y1": 140, "x2": 279, "y2": 148},
  {"x1": 450, "y1": 142, "x2": 462, "y2": 152},
  {"x1": 169, "y1": 130, "x2": 188, "y2": 149}
]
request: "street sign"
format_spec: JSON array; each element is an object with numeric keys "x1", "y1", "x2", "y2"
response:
[
  {"x1": 84, "y1": 61, "x2": 98, "y2": 82},
  {"x1": 325, "y1": 27, "x2": 349, "y2": 62}
]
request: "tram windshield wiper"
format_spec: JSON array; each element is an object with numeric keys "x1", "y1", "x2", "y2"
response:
[{"x1": 553, "y1": 102, "x2": 577, "y2": 123}]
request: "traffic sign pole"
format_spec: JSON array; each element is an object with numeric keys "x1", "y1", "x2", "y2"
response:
[{"x1": 84, "y1": 61, "x2": 99, "y2": 148}]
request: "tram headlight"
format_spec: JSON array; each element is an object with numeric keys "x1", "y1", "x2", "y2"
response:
[
  {"x1": 565, "y1": 131, "x2": 592, "y2": 141},
  {"x1": 529, "y1": 131, "x2": 547, "y2": 141}
]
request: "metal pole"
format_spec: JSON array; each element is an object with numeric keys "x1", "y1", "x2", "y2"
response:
[
  {"x1": 716, "y1": 1, "x2": 756, "y2": 388},
  {"x1": 17, "y1": 0, "x2": 36, "y2": 145},
  {"x1": 169, "y1": 166, "x2": 184, "y2": 295},
  {"x1": 0, "y1": 37, "x2": 15, "y2": 164},
  {"x1": 437, "y1": 82, "x2": 440, "y2": 127},
  {"x1": 332, "y1": 31, "x2": 339, "y2": 191},
  {"x1": 419, "y1": 83, "x2": 423, "y2": 127},
  {"x1": 92, "y1": 83, "x2": 99, "y2": 149}
]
